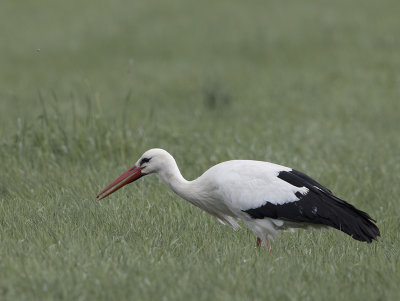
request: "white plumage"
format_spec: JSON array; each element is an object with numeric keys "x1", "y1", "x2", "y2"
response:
[{"x1": 97, "y1": 148, "x2": 380, "y2": 251}]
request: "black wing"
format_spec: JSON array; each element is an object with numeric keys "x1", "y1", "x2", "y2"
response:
[{"x1": 243, "y1": 169, "x2": 380, "y2": 243}]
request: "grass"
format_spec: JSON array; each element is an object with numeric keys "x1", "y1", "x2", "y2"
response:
[{"x1": 1, "y1": 0, "x2": 400, "y2": 300}]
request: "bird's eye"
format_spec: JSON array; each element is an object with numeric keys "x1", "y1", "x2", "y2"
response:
[{"x1": 140, "y1": 157, "x2": 151, "y2": 166}]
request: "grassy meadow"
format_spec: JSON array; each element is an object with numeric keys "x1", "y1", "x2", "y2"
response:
[{"x1": 1, "y1": 0, "x2": 400, "y2": 300}]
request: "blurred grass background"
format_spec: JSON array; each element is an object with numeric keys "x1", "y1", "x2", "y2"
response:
[{"x1": 1, "y1": 0, "x2": 399, "y2": 300}]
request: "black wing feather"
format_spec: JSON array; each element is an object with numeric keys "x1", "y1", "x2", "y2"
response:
[{"x1": 243, "y1": 169, "x2": 380, "y2": 243}]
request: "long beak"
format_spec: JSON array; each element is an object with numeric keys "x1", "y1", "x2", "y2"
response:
[{"x1": 96, "y1": 165, "x2": 144, "y2": 201}]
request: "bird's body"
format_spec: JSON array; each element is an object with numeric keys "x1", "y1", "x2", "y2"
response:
[{"x1": 97, "y1": 149, "x2": 380, "y2": 250}]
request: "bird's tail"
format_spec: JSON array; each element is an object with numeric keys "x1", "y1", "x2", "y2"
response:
[{"x1": 321, "y1": 195, "x2": 380, "y2": 243}]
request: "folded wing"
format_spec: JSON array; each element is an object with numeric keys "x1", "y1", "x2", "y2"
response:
[{"x1": 243, "y1": 169, "x2": 380, "y2": 243}]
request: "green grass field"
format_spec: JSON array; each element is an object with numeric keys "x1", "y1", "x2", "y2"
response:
[{"x1": 1, "y1": 0, "x2": 400, "y2": 300}]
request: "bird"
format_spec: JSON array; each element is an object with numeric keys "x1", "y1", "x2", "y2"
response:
[{"x1": 96, "y1": 148, "x2": 380, "y2": 251}]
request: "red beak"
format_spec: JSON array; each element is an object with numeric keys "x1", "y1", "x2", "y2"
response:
[{"x1": 96, "y1": 165, "x2": 144, "y2": 201}]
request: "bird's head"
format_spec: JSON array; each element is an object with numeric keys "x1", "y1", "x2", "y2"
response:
[
  {"x1": 96, "y1": 148, "x2": 174, "y2": 200},
  {"x1": 135, "y1": 148, "x2": 175, "y2": 175}
]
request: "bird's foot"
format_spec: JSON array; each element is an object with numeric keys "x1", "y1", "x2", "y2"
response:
[
  {"x1": 256, "y1": 237, "x2": 262, "y2": 247},
  {"x1": 265, "y1": 237, "x2": 272, "y2": 253},
  {"x1": 256, "y1": 237, "x2": 271, "y2": 252}
]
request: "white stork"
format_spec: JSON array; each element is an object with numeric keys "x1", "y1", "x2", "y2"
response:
[{"x1": 96, "y1": 148, "x2": 380, "y2": 251}]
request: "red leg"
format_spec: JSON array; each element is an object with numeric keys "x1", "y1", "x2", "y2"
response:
[
  {"x1": 265, "y1": 237, "x2": 272, "y2": 253},
  {"x1": 256, "y1": 237, "x2": 261, "y2": 247}
]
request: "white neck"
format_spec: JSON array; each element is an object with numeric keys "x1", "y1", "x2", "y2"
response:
[
  {"x1": 154, "y1": 154, "x2": 235, "y2": 226},
  {"x1": 157, "y1": 160, "x2": 196, "y2": 202}
]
